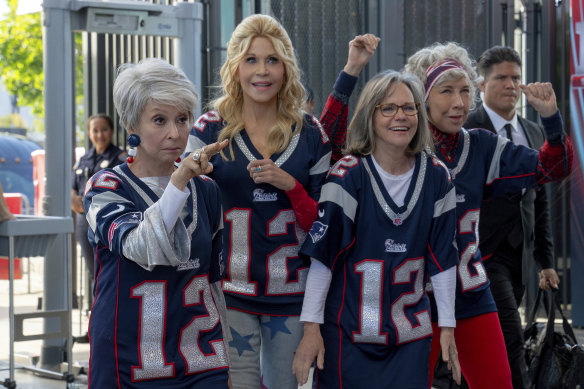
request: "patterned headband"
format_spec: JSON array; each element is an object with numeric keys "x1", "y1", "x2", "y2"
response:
[{"x1": 423, "y1": 58, "x2": 466, "y2": 101}]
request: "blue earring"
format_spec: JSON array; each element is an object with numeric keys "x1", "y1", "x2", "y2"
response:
[{"x1": 127, "y1": 134, "x2": 140, "y2": 163}]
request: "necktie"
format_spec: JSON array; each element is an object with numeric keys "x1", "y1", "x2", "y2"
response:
[{"x1": 504, "y1": 123, "x2": 513, "y2": 141}]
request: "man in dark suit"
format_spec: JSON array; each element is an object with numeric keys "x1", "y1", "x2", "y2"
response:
[{"x1": 464, "y1": 46, "x2": 560, "y2": 389}]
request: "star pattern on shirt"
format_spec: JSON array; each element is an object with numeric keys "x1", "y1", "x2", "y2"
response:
[
  {"x1": 261, "y1": 316, "x2": 292, "y2": 340},
  {"x1": 228, "y1": 327, "x2": 254, "y2": 356}
]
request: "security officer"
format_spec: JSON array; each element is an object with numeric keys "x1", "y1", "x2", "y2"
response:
[{"x1": 71, "y1": 114, "x2": 126, "y2": 306}]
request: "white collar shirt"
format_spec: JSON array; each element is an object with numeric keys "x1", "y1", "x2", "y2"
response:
[{"x1": 482, "y1": 103, "x2": 530, "y2": 148}]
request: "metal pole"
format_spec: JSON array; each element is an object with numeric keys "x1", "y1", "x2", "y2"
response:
[
  {"x1": 6, "y1": 236, "x2": 15, "y2": 388},
  {"x1": 41, "y1": 0, "x2": 74, "y2": 370},
  {"x1": 174, "y1": 1, "x2": 204, "y2": 118}
]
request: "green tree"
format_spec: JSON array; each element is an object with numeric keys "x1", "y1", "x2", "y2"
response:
[
  {"x1": 0, "y1": 0, "x2": 84, "y2": 137},
  {"x1": 0, "y1": 0, "x2": 43, "y2": 115}
]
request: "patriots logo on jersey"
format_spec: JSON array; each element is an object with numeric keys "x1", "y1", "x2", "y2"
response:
[
  {"x1": 177, "y1": 258, "x2": 201, "y2": 271},
  {"x1": 384, "y1": 238, "x2": 407, "y2": 253},
  {"x1": 456, "y1": 194, "x2": 466, "y2": 203},
  {"x1": 309, "y1": 221, "x2": 329, "y2": 243},
  {"x1": 252, "y1": 188, "x2": 278, "y2": 202}
]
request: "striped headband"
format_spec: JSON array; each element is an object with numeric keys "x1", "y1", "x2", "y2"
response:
[{"x1": 423, "y1": 58, "x2": 466, "y2": 101}]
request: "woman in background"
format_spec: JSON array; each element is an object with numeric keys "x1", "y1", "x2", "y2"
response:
[{"x1": 71, "y1": 113, "x2": 125, "y2": 298}]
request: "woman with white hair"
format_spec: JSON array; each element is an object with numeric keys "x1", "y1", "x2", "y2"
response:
[
  {"x1": 405, "y1": 42, "x2": 572, "y2": 388},
  {"x1": 83, "y1": 58, "x2": 230, "y2": 388}
]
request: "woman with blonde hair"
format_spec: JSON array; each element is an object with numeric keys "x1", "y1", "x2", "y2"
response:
[
  {"x1": 292, "y1": 70, "x2": 461, "y2": 388},
  {"x1": 187, "y1": 14, "x2": 331, "y2": 389},
  {"x1": 405, "y1": 42, "x2": 572, "y2": 388}
]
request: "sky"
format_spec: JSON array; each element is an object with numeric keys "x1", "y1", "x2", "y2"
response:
[{"x1": 0, "y1": 0, "x2": 42, "y2": 18}]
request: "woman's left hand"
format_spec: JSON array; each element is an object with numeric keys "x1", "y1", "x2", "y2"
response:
[
  {"x1": 247, "y1": 159, "x2": 296, "y2": 191},
  {"x1": 172, "y1": 139, "x2": 228, "y2": 190},
  {"x1": 440, "y1": 327, "x2": 461, "y2": 385}
]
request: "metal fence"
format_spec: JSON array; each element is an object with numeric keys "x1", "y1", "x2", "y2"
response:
[
  {"x1": 270, "y1": 0, "x2": 365, "y2": 116},
  {"x1": 82, "y1": 29, "x2": 175, "y2": 149}
]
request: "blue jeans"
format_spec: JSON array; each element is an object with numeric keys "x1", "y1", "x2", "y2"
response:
[{"x1": 226, "y1": 309, "x2": 303, "y2": 389}]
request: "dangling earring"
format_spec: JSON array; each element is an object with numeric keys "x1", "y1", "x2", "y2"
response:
[{"x1": 126, "y1": 134, "x2": 140, "y2": 163}]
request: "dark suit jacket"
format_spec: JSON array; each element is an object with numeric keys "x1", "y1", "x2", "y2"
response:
[{"x1": 464, "y1": 105, "x2": 554, "y2": 284}]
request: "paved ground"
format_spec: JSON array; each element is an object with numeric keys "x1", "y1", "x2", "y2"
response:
[
  {"x1": 0, "y1": 255, "x2": 90, "y2": 388},
  {"x1": 1, "y1": 255, "x2": 582, "y2": 389}
]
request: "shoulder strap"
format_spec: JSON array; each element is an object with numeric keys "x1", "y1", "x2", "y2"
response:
[
  {"x1": 543, "y1": 289, "x2": 578, "y2": 346},
  {"x1": 526, "y1": 288, "x2": 543, "y2": 326},
  {"x1": 552, "y1": 289, "x2": 578, "y2": 345}
]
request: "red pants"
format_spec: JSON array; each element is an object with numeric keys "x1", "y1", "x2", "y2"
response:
[{"x1": 429, "y1": 312, "x2": 512, "y2": 389}]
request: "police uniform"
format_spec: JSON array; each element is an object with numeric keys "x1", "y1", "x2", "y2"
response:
[{"x1": 72, "y1": 143, "x2": 126, "y2": 283}]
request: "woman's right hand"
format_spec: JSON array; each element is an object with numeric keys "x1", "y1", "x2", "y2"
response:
[
  {"x1": 172, "y1": 139, "x2": 229, "y2": 190},
  {"x1": 292, "y1": 322, "x2": 325, "y2": 386}
]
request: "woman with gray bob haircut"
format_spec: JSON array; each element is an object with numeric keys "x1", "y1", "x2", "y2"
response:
[
  {"x1": 113, "y1": 58, "x2": 198, "y2": 131},
  {"x1": 83, "y1": 57, "x2": 231, "y2": 388},
  {"x1": 293, "y1": 69, "x2": 461, "y2": 388}
]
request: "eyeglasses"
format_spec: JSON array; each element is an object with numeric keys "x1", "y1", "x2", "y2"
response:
[{"x1": 375, "y1": 103, "x2": 420, "y2": 117}]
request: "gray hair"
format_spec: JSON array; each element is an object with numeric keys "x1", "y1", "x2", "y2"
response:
[
  {"x1": 113, "y1": 58, "x2": 198, "y2": 132},
  {"x1": 345, "y1": 70, "x2": 433, "y2": 157},
  {"x1": 404, "y1": 42, "x2": 478, "y2": 108}
]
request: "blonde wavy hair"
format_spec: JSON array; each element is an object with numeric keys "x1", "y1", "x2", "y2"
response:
[
  {"x1": 404, "y1": 42, "x2": 479, "y2": 110},
  {"x1": 211, "y1": 14, "x2": 305, "y2": 160}
]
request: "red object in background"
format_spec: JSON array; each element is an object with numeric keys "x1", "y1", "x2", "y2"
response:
[
  {"x1": 3, "y1": 193, "x2": 22, "y2": 215},
  {"x1": 31, "y1": 149, "x2": 45, "y2": 216},
  {"x1": 0, "y1": 258, "x2": 22, "y2": 280},
  {"x1": 0, "y1": 192, "x2": 23, "y2": 279}
]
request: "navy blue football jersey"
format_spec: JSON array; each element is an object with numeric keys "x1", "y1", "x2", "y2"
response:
[
  {"x1": 188, "y1": 111, "x2": 332, "y2": 316},
  {"x1": 83, "y1": 163, "x2": 229, "y2": 388},
  {"x1": 433, "y1": 128, "x2": 539, "y2": 320},
  {"x1": 300, "y1": 152, "x2": 458, "y2": 388}
]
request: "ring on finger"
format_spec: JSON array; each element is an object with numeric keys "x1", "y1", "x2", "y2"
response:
[
  {"x1": 255, "y1": 165, "x2": 261, "y2": 172},
  {"x1": 192, "y1": 150, "x2": 202, "y2": 162}
]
